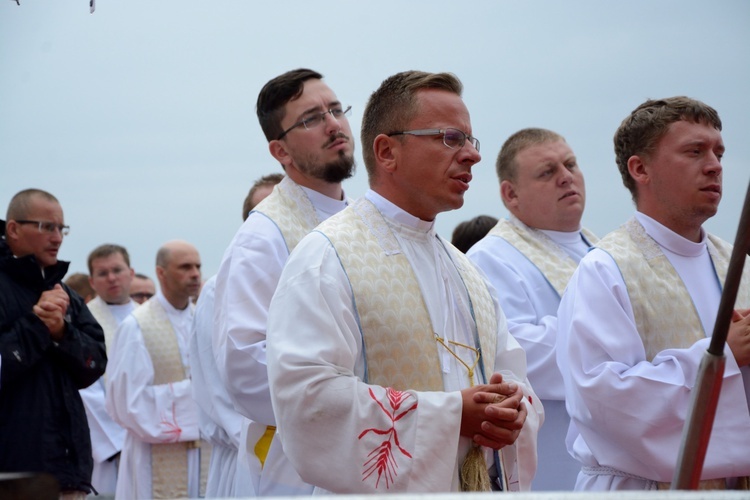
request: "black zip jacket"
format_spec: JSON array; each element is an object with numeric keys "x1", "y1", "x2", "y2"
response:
[{"x1": 0, "y1": 222, "x2": 107, "y2": 493}]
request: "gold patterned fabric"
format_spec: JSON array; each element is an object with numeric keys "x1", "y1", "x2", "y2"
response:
[
  {"x1": 86, "y1": 296, "x2": 119, "y2": 357},
  {"x1": 598, "y1": 217, "x2": 750, "y2": 490},
  {"x1": 598, "y1": 218, "x2": 750, "y2": 361},
  {"x1": 317, "y1": 198, "x2": 502, "y2": 490},
  {"x1": 134, "y1": 300, "x2": 210, "y2": 498},
  {"x1": 252, "y1": 175, "x2": 322, "y2": 252},
  {"x1": 489, "y1": 216, "x2": 598, "y2": 297},
  {"x1": 317, "y1": 198, "x2": 497, "y2": 390}
]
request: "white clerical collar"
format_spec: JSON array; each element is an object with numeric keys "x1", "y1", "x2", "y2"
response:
[
  {"x1": 299, "y1": 184, "x2": 349, "y2": 217},
  {"x1": 106, "y1": 300, "x2": 137, "y2": 323},
  {"x1": 106, "y1": 300, "x2": 137, "y2": 312},
  {"x1": 365, "y1": 189, "x2": 435, "y2": 232},
  {"x1": 635, "y1": 211, "x2": 707, "y2": 258},
  {"x1": 155, "y1": 292, "x2": 193, "y2": 315},
  {"x1": 539, "y1": 227, "x2": 584, "y2": 245}
]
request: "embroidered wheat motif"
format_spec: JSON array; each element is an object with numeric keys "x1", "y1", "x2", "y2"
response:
[
  {"x1": 359, "y1": 387, "x2": 417, "y2": 488},
  {"x1": 159, "y1": 401, "x2": 182, "y2": 443}
]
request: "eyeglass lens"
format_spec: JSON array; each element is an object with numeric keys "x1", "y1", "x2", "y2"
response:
[
  {"x1": 444, "y1": 128, "x2": 479, "y2": 152},
  {"x1": 303, "y1": 106, "x2": 351, "y2": 131}
]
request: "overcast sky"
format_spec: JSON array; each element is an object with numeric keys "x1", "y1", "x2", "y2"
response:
[{"x1": 2, "y1": 1, "x2": 748, "y2": 283}]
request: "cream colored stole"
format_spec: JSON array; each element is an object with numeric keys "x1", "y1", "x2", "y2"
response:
[
  {"x1": 489, "y1": 216, "x2": 598, "y2": 296},
  {"x1": 318, "y1": 198, "x2": 502, "y2": 490},
  {"x1": 598, "y1": 217, "x2": 750, "y2": 490},
  {"x1": 246, "y1": 175, "x2": 320, "y2": 464},
  {"x1": 86, "y1": 296, "x2": 118, "y2": 356},
  {"x1": 134, "y1": 300, "x2": 210, "y2": 499},
  {"x1": 598, "y1": 218, "x2": 750, "y2": 360},
  {"x1": 252, "y1": 175, "x2": 321, "y2": 252},
  {"x1": 317, "y1": 197, "x2": 497, "y2": 391}
]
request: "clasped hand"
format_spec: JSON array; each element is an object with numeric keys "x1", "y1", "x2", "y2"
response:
[
  {"x1": 33, "y1": 284, "x2": 70, "y2": 341},
  {"x1": 460, "y1": 372, "x2": 526, "y2": 450},
  {"x1": 727, "y1": 308, "x2": 750, "y2": 367}
]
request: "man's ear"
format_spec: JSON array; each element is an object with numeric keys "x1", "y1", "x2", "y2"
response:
[
  {"x1": 500, "y1": 180, "x2": 518, "y2": 209},
  {"x1": 373, "y1": 134, "x2": 397, "y2": 173},
  {"x1": 4, "y1": 220, "x2": 20, "y2": 243},
  {"x1": 627, "y1": 155, "x2": 649, "y2": 186},
  {"x1": 268, "y1": 140, "x2": 291, "y2": 169},
  {"x1": 155, "y1": 265, "x2": 165, "y2": 284}
]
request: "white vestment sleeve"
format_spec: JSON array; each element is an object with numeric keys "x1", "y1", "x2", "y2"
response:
[
  {"x1": 216, "y1": 214, "x2": 288, "y2": 425},
  {"x1": 267, "y1": 233, "x2": 463, "y2": 493},
  {"x1": 80, "y1": 380, "x2": 126, "y2": 462},
  {"x1": 190, "y1": 276, "x2": 241, "y2": 450},
  {"x1": 557, "y1": 249, "x2": 750, "y2": 483},
  {"x1": 105, "y1": 315, "x2": 200, "y2": 444}
]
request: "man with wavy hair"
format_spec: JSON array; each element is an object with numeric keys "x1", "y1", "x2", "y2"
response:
[{"x1": 558, "y1": 96, "x2": 750, "y2": 490}]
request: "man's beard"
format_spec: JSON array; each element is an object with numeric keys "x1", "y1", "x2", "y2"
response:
[
  {"x1": 296, "y1": 139, "x2": 356, "y2": 184},
  {"x1": 319, "y1": 152, "x2": 356, "y2": 183}
]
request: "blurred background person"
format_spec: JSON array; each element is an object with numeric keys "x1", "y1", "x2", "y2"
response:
[
  {"x1": 129, "y1": 272, "x2": 156, "y2": 304},
  {"x1": 81, "y1": 243, "x2": 136, "y2": 498},
  {"x1": 64, "y1": 272, "x2": 96, "y2": 303},
  {"x1": 451, "y1": 214, "x2": 498, "y2": 253}
]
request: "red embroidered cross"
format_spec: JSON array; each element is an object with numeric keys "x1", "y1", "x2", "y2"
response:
[{"x1": 358, "y1": 387, "x2": 417, "y2": 489}]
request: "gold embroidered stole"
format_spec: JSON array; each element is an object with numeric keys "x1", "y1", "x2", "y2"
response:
[
  {"x1": 489, "y1": 216, "x2": 598, "y2": 296},
  {"x1": 86, "y1": 296, "x2": 118, "y2": 357},
  {"x1": 317, "y1": 197, "x2": 497, "y2": 391},
  {"x1": 318, "y1": 199, "x2": 501, "y2": 490},
  {"x1": 598, "y1": 218, "x2": 750, "y2": 360},
  {"x1": 252, "y1": 175, "x2": 321, "y2": 252},
  {"x1": 134, "y1": 300, "x2": 210, "y2": 498},
  {"x1": 598, "y1": 218, "x2": 750, "y2": 490}
]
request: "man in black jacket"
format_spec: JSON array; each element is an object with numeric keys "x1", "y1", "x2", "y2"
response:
[{"x1": 0, "y1": 188, "x2": 107, "y2": 498}]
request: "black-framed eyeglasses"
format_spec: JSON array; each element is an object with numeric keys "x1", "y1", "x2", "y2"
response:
[
  {"x1": 387, "y1": 128, "x2": 480, "y2": 152},
  {"x1": 130, "y1": 292, "x2": 154, "y2": 301},
  {"x1": 14, "y1": 219, "x2": 70, "y2": 236},
  {"x1": 277, "y1": 105, "x2": 352, "y2": 140}
]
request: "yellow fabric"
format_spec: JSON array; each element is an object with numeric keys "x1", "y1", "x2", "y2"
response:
[
  {"x1": 317, "y1": 198, "x2": 500, "y2": 490},
  {"x1": 254, "y1": 425, "x2": 276, "y2": 468},
  {"x1": 489, "y1": 216, "x2": 598, "y2": 297},
  {"x1": 86, "y1": 296, "x2": 118, "y2": 357}
]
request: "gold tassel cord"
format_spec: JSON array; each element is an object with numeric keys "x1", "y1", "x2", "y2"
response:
[
  {"x1": 460, "y1": 444, "x2": 493, "y2": 492},
  {"x1": 435, "y1": 334, "x2": 495, "y2": 491},
  {"x1": 435, "y1": 335, "x2": 480, "y2": 387}
]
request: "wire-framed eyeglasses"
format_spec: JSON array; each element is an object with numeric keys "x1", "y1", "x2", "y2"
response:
[
  {"x1": 277, "y1": 105, "x2": 352, "y2": 140},
  {"x1": 387, "y1": 128, "x2": 480, "y2": 152},
  {"x1": 14, "y1": 219, "x2": 70, "y2": 236}
]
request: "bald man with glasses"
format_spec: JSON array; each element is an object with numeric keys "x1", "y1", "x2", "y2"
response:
[{"x1": 0, "y1": 188, "x2": 106, "y2": 499}]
